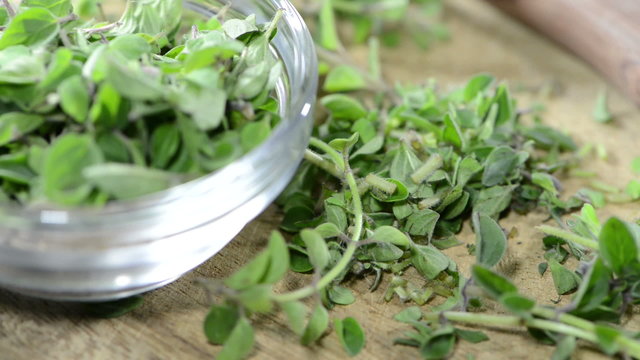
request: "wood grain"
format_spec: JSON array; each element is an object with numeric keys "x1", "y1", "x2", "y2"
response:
[
  {"x1": 1, "y1": 1, "x2": 640, "y2": 359},
  {"x1": 487, "y1": 0, "x2": 640, "y2": 105}
]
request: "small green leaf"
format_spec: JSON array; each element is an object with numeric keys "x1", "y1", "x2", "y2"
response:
[
  {"x1": 318, "y1": 0, "x2": 340, "y2": 51},
  {"x1": 300, "y1": 229, "x2": 331, "y2": 271},
  {"x1": 371, "y1": 225, "x2": 410, "y2": 248},
  {"x1": 328, "y1": 285, "x2": 355, "y2": 305},
  {"x1": 499, "y1": 293, "x2": 535, "y2": 318},
  {"x1": 551, "y1": 336, "x2": 576, "y2": 360},
  {"x1": 404, "y1": 209, "x2": 439, "y2": 239},
  {"x1": 23, "y1": 0, "x2": 73, "y2": 16},
  {"x1": 217, "y1": 317, "x2": 255, "y2": 360},
  {"x1": 281, "y1": 301, "x2": 307, "y2": 336},
  {"x1": 224, "y1": 251, "x2": 270, "y2": 290},
  {"x1": 323, "y1": 65, "x2": 366, "y2": 92},
  {"x1": 463, "y1": 73, "x2": 494, "y2": 101},
  {"x1": 471, "y1": 264, "x2": 517, "y2": 298},
  {"x1": 548, "y1": 259, "x2": 579, "y2": 295},
  {"x1": 58, "y1": 75, "x2": 90, "y2": 122},
  {"x1": 334, "y1": 317, "x2": 366, "y2": 357},
  {"x1": 594, "y1": 325, "x2": 620, "y2": 355},
  {"x1": 411, "y1": 244, "x2": 450, "y2": 279},
  {"x1": 598, "y1": 217, "x2": 639, "y2": 275},
  {"x1": 0, "y1": 8, "x2": 59, "y2": 50},
  {"x1": 482, "y1": 146, "x2": 519, "y2": 187},
  {"x1": 592, "y1": 90, "x2": 612, "y2": 123},
  {"x1": 83, "y1": 163, "x2": 177, "y2": 200},
  {"x1": 473, "y1": 212, "x2": 507, "y2": 267},
  {"x1": 321, "y1": 94, "x2": 367, "y2": 120},
  {"x1": 261, "y1": 231, "x2": 290, "y2": 284},
  {"x1": 455, "y1": 328, "x2": 489, "y2": 344},
  {"x1": 204, "y1": 303, "x2": 240, "y2": 345},
  {"x1": 393, "y1": 306, "x2": 422, "y2": 323},
  {"x1": 0, "y1": 112, "x2": 44, "y2": 146},
  {"x1": 315, "y1": 222, "x2": 342, "y2": 238},
  {"x1": 42, "y1": 134, "x2": 103, "y2": 205},
  {"x1": 301, "y1": 304, "x2": 329, "y2": 345}
]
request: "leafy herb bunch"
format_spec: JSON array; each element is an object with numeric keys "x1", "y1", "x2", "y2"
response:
[
  {"x1": 393, "y1": 207, "x2": 640, "y2": 359},
  {"x1": 0, "y1": 0, "x2": 282, "y2": 206},
  {"x1": 202, "y1": 66, "x2": 586, "y2": 358}
]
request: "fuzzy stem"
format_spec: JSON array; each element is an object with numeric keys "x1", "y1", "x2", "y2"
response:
[
  {"x1": 411, "y1": 153, "x2": 443, "y2": 184},
  {"x1": 365, "y1": 173, "x2": 396, "y2": 194},
  {"x1": 426, "y1": 311, "x2": 597, "y2": 342},
  {"x1": 272, "y1": 143, "x2": 363, "y2": 303},
  {"x1": 304, "y1": 149, "x2": 341, "y2": 178},
  {"x1": 309, "y1": 137, "x2": 345, "y2": 171},
  {"x1": 536, "y1": 225, "x2": 599, "y2": 251}
]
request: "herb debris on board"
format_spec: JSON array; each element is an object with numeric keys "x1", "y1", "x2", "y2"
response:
[{"x1": 0, "y1": 0, "x2": 283, "y2": 206}]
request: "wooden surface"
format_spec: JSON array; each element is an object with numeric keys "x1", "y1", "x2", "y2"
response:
[
  {"x1": 487, "y1": 0, "x2": 640, "y2": 105},
  {"x1": 2, "y1": 1, "x2": 640, "y2": 359}
]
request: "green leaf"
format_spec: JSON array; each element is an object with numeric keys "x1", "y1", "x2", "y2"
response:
[
  {"x1": 315, "y1": 222, "x2": 342, "y2": 238},
  {"x1": 473, "y1": 185, "x2": 515, "y2": 218},
  {"x1": 393, "y1": 306, "x2": 422, "y2": 323},
  {"x1": 300, "y1": 229, "x2": 330, "y2": 271},
  {"x1": 150, "y1": 123, "x2": 180, "y2": 168},
  {"x1": 598, "y1": 217, "x2": 639, "y2": 275},
  {"x1": 455, "y1": 156, "x2": 482, "y2": 187},
  {"x1": 204, "y1": 303, "x2": 240, "y2": 345},
  {"x1": 42, "y1": 134, "x2": 104, "y2": 205},
  {"x1": 105, "y1": 54, "x2": 164, "y2": 101},
  {"x1": 482, "y1": 146, "x2": 519, "y2": 187},
  {"x1": 301, "y1": 304, "x2": 329, "y2": 345},
  {"x1": 551, "y1": 336, "x2": 576, "y2": 360},
  {"x1": 318, "y1": 0, "x2": 340, "y2": 51},
  {"x1": 351, "y1": 134, "x2": 384, "y2": 158},
  {"x1": 473, "y1": 212, "x2": 507, "y2": 267},
  {"x1": 109, "y1": 34, "x2": 153, "y2": 60},
  {"x1": 0, "y1": 45, "x2": 45, "y2": 84},
  {"x1": 632, "y1": 157, "x2": 640, "y2": 175},
  {"x1": 224, "y1": 251, "x2": 270, "y2": 290},
  {"x1": 455, "y1": 328, "x2": 489, "y2": 344},
  {"x1": 548, "y1": 259, "x2": 579, "y2": 295},
  {"x1": 0, "y1": 112, "x2": 44, "y2": 146},
  {"x1": 464, "y1": 73, "x2": 494, "y2": 102},
  {"x1": 83, "y1": 163, "x2": 177, "y2": 200},
  {"x1": 261, "y1": 231, "x2": 290, "y2": 284},
  {"x1": 592, "y1": 90, "x2": 612, "y2": 123},
  {"x1": 328, "y1": 285, "x2": 356, "y2": 305},
  {"x1": 420, "y1": 330, "x2": 455, "y2": 360},
  {"x1": 321, "y1": 94, "x2": 367, "y2": 120},
  {"x1": 236, "y1": 285, "x2": 273, "y2": 313},
  {"x1": 626, "y1": 179, "x2": 640, "y2": 200},
  {"x1": 240, "y1": 120, "x2": 271, "y2": 152},
  {"x1": 23, "y1": 0, "x2": 72, "y2": 16},
  {"x1": 281, "y1": 301, "x2": 307, "y2": 336},
  {"x1": 0, "y1": 8, "x2": 59, "y2": 50},
  {"x1": 404, "y1": 209, "x2": 439, "y2": 239},
  {"x1": 532, "y1": 172, "x2": 558, "y2": 196},
  {"x1": 594, "y1": 325, "x2": 620, "y2": 355},
  {"x1": 222, "y1": 17, "x2": 258, "y2": 39},
  {"x1": 323, "y1": 65, "x2": 366, "y2": 92},
  {"x1": 411, "y1": 244, "x2": 450, "y2": 279},
  {"x1": 334, "y1": 317, "x2": 366, "y2": 357},
  {"x1": 471, "y1": 264, "x2": 517, "y2": 298},
  {"x1": 371, "y1": 225, "x2": 410, "y2": 248},
  {"x1": 58, "y1": 75, "x2": 90, "y2": 123},
  {"x1": 217, "y1": 317, "x2": 255, "y2": 360},
  {"x1": 499, "y1": 293, "x2": 535, "y2": 318}
]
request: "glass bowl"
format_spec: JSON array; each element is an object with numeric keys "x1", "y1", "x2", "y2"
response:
[{"x1": 0, "y1": 0, "x2": 317, "y2": 301}]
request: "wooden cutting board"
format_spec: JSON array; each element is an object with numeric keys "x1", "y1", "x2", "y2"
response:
[{"x1": 1, "y1": 1, "x2": 640, "y2": 359}]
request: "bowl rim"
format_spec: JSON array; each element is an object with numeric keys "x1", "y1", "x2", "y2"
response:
[{"x1": 0, "y1": 0, "x2": 318, "y2": 227}]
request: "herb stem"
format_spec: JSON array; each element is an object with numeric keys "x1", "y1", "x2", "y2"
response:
[
  {"x1": 536, "y1": 225, "x2": 599, "y2": 251},
  {"x1": 265, "y1": 8, "x2": 285, "y2": 38},
  {"x1": 272, "y1": 151, "x2": 364, "y2": 304},
  {"x1": 304, "y1": 149, "x2": 341, "y2": 178},
  {"x1": 410, "y1": 153, "x2": 443, "y2": 184},
  {"x1": 426, "y1": 311, "x2": 597, "y2": 343},
  {"x1": 309, "y1": 137, "x2": 345, "y2": 171}
]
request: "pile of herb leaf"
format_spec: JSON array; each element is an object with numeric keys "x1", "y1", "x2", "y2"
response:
[
  {"x1": 0, "y1": 0, "x2": 282, "y2": 206},
  {"x1": 201, "y1": 2, "x2": 640, "y2": 360}
]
